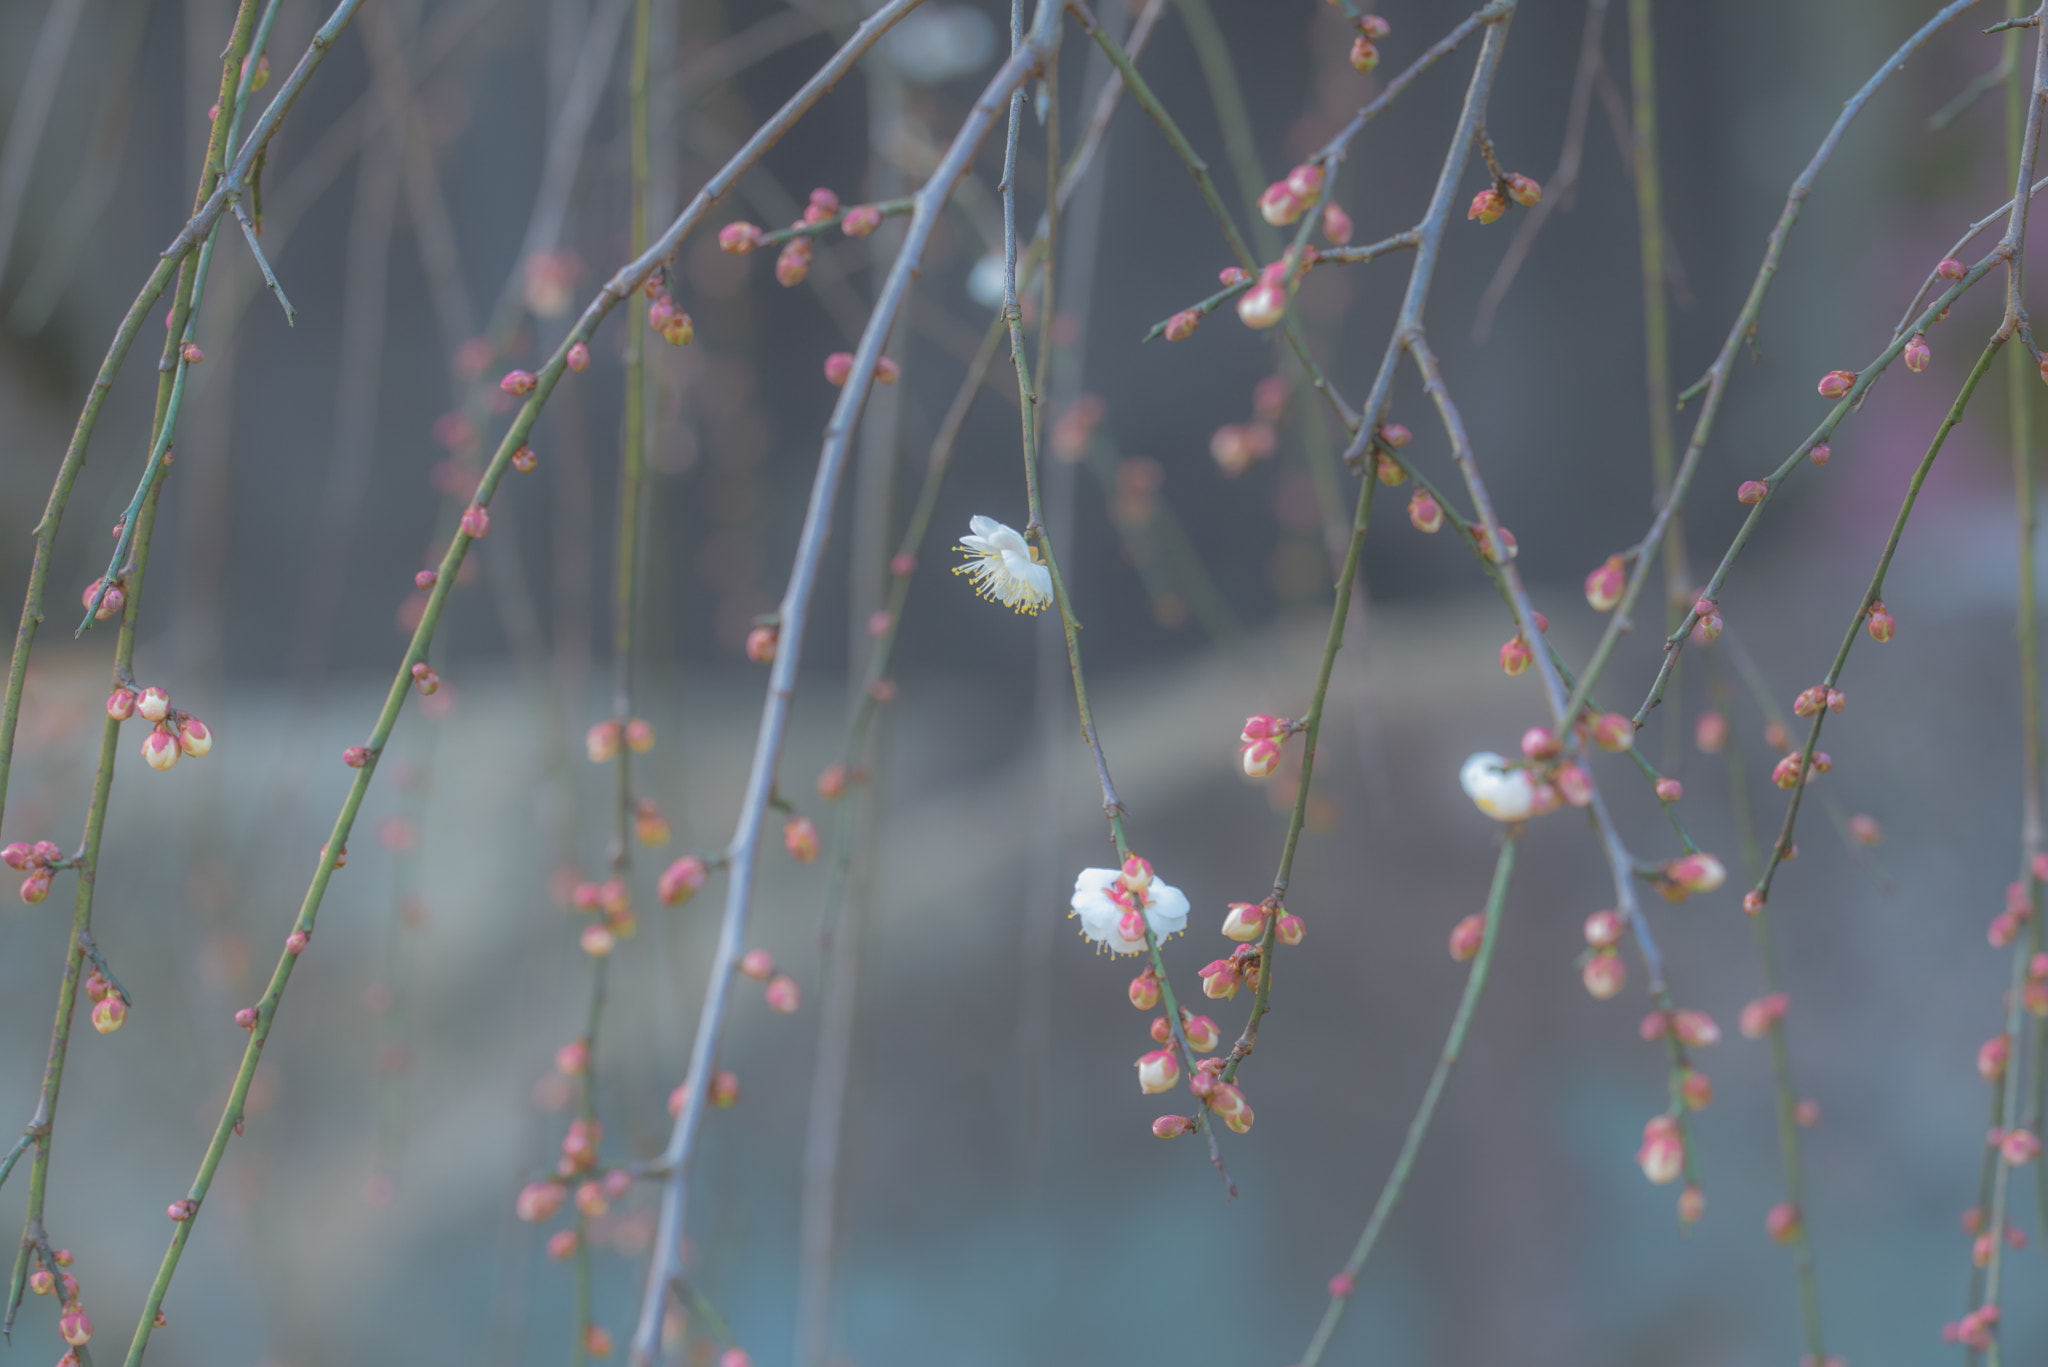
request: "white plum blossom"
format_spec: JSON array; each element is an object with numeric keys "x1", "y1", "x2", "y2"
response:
[
  {"x1": 1070, "y1": 866, "x2": 1190, "y2": 954},
  {"x1": 953, "y1": 516, "x2": 1053, "y2": 614},
  {"x1": 1460, "y1": 751, "x2": 1536, "y2": 822}
]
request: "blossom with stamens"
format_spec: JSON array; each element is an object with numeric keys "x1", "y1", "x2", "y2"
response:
[
  {"x1": 953, "y1": 516, "x2": 1052, "y2": 614},
  {"x1": 1069, "y1": 862, "x2": 1189, "y2": 954}
]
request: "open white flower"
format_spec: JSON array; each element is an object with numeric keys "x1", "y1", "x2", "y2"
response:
[
  {"x1": 953, "y1": 515, "x2": 1053, "y2": 614},
  {"x1": 1070, "y1": 867, "x2": 1190, "y2": 954},
  {"x1": 1460, "y1": 751, "x2": 1536, "y2": 822}
]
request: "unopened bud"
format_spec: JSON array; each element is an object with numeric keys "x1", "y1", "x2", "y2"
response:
[
  {"x1": 1467, "y1": 188, "x2": 1505, "y2": 225},
  {"x1": 141, "y1": 727, "x2": 181, "y2": 772},
  {"x1": 500, "y1": 370, "x2": 537, "y2": 397},
  {"x1": 842, "y1": 205, "x2": 883, "y2": 237},
  {"x1": 1585, "y1": 555, "x2": 1626, "y2": 612},
  {"x1": 765, "y1": 973, "x2": 801, "y2": 1014},
  {"x1": 461, "y1": 505, "x2": 491, "y2": 538},
  {"x1": 91, "y1": 996, "x2": 126, "y2": 1034},
  {"x1": 1582, "y1": 950, "x2": 1625, "y2": 999},
  {"x1": 1866, "y1": 601, "x2": 1895, "y2": 642},
  {"x1": 718, "y1": 222, "x2": 764, "y2": 254},
  {"x1": 1904, "y1": 333, "x2": 1931, "y2": 372},
  {"x1": 746, "y1": 624, "x2": 778, "y2": 663},
  {"x1": 1449, "y1": 913, "x2": 1485, "y2": 962},
  {"x1": 783, "y1": 816, "x2": 819, "y2": 863},
  {"x1": 1407, "y1": 488, "x2": 1442, "y2": 533}
]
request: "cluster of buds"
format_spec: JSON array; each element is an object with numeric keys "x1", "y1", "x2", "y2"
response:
[
  {"x1": 1467, "y1": 172, "x2": 1541, "y2": 226},
  {"x1": 107, "y1": 684, "x2": 211, "y2": 772},
  {"x1": 1690, "y1": 598, "x2": 1724, "y2": 644},
  {"x1": 823, "y1": 351, "x2": 902, "y2": 387},
  {"x1": 1238, "y1": 714, "x2": 1299, "y2": 778},
  {"x1": 1237, "y1": 255, "x2": 1307, "y2": 331},
  {"x1": 1209, "y1": 421, "x2": 1277, "y2": 477},
  {"x1": 3, "y1": 839, "x2": 65, "y2": 904},
  {"x1": 1944, "y1": 1302, "x2": 2001, "y2": 1351},
  {"x1": 1190, "y1": 1057, "x2": 1253, "y2": 1133},
  {"x1": 568, "y1": 876, "x2": 637, "y2": 957},
  {"x1": 1792, "y1": 684, "x2": 1846, "y2": 719},
  {"x1": 1636, "y1": 1113, "x2": 1685, "y2": 1184},
  {"x1": 1581, "y1": 910, "x2": 1627, "y2": 999},
  {"x1": 1348, "y1": 12, "x2": 1389, "y2": 72},
  {"x1": 739, "y1": 945, "x2": 802, "y2": 1015},
  {"x1": 585, "y1": 716, "x2": 656, "y2": 764},
  {"x1": 1769, "y1": 749, "x2": 1832, "y2": 790},
  {"x1": 648, "y1": 291, "x2": 695, "y2": 347},
  {"x1": 1259, "y1": 163, "x2": 1327, "y2": 228},
  {"x1": 1219, "y1": 898, "x2": 1303, "y2": 947},
  {"x1": 1964, "y1": 1208, "x2": 2028, "y2": 1268},
  {"x1": 80, "y1": 576, "x2": 125, "y2": 621},
  {"x1": 84, "y1": 965, "x2": 129, "y2": 1034},
  {"x1": 668, "y1": 1068, "x2": 743, "y2": 1119},
  {"x1": 25, "y1": 1249, "x2": 81, "y2": 1334},
  {"x1": 1639, "y1": 1007, "x2": 1721, "y2": 1048},
  {"x1": 1145, "y1": 1007, "x2": 1221, "y2": 1054}
]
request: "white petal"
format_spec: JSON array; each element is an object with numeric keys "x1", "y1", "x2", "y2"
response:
[
  {"x1": 1143, "y1": 880, "x2": 1190, "y2": 939},
  {"x1": 969, "y1": 515, "x2": 1004, "y2": 541},
  {"x1": 1459, "y1": 751, "x2": 1535, "y2": 822},
  {"x1": 985, "y1": 522, "x2": 1031, "y2": 557}
]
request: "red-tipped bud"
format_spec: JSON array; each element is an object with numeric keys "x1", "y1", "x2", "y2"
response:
[
  {"x1": 1474, "y1": 524, "x2": 1518, "y2": 563},
  {"x1": 511, "y1": 444, "x2": 538, "y2": 474},
  {"x1": 1904, "y1": 333, "x2": 1931, "y2": 372},
  {"x1": 1981, "y1": 1034, "x2": 2012, "y2": 1082},
  {"x1": 1554, "y1": 762, "x2": 1593, "y2": 807},
  {"x1": 1637, "y1": 1115, "x2": 1684, "y2": 1184},
  {"x1": 1221, "y1": 901, "x2": 1267, "y2": 942},
  {"x1": 106, "y1": 687, "x2": 136, "y2": 721},
  {"x1": 1258, "y1": 183, "x2": 1305, "y2": 227},
  {"x1": 783, "y1": 816, "x2": 819, "y2": 863},
  {"x1": 141, "y1": 727, "x2": 181, "y2": 772},
  {"x1": 1322, "y1": 202, "x2": 1354, "y2": 245},
  {"x1": 81, "y1": 578, "x2": 124, "y2": 621},
  {"x1": 499, "y1": 369, "x2": 536, "y2": 397},
  {"x1": 1276, "y1": 913, "x2": 1305, "y2": 946},
  {"x1": 515, "y1": 1181, "x2": 565, "y2": 1222},
  {"x1": 586, "y1": 720, "x2": 620, "y2": 764},
  {"x1": 1654, "y1": 777, "x2": 1683, "y2": 802},
  {"x1": 1674, "y1": 1009, "x2": 1720, "y2": 1047},
  {"x1": 1679, "y1": 1068, "x2": 1713, "y2": 1110},
  {"x1": 1739, "y1": 992, "x2": 1788, "y2": 1039},
  {"x1": 58, "y1": 1308, "x2": 91, "y2": 1346},
  {"x1": 841, "y1": 205, "x2": 883, "y2": 237},
  {"x1": 1499, "y1": 635, "x2": 1533, "y2": 677},
  {"x1": 1349, "y1": 35, "x2": 1379, "y2": 72},
  {"x1": 1584, "y1": 910, "x2": 1624, "y2": 948},
  {"x1": 1241, "y1": 737, "x2": 1283, "y2": 778},
  {"x1": 1468, "y1": 188, "x2": 1505, "y2": 225},
  {"x1": 1866, "y1": 601, "x2": 1895, "y2": 642},
  {"x1": 1737, "y1": 480, "x2": 1769, "y2": 505},
  {"x1": 1151, "y1": 1114, "x2": 1197, "y2": 1139},
  {"x1": 137, "y1": 686, "x2": 171, "y2": 722},
  {"x1": 546, "y1": 1229, "x2": 579, "y2": 1261},
  {"x1": 1449, "y1": 913, "x2": 1485, "y2": 962},
  {"x1": 461, "y1": 504, "x2": 490, "y2": 539},
  {"x1": 1285, "y1": 163, "x2": 1326, "y2": 202},
  {"x1": 1691, "y1": 601, "x2": 1723, "y2": 644},
  {"x1": 1198, "y1": 958, "x2": 1241, "y2": 1000},
  {"x1": 824, "y1": 352, "x2": 854, "y2": 386},
  {"x1": 91, "y1": 995, "x2": 126, "y2": 1033},
  {"x1": 775, "y1": 238, "x2": 812, "y2": 287},
  {"x1": 1582, "y1": 949, "x2": 1625, "y2": 999},
  {"x1": 285, "y1": 929, "x2": 309, "y2": 955},
  {"x1": 718, "y1": 222, "x2": 764, "y2": 254},
  {"x1": 1766, "y1": 1202, "x2": 1802, "y2": 1244},
  {"x1": 746, "y1": 624, "x2": 778, "y2": 663},
  {"x1": 27, "y1": 1269, "x2": 52, "y2": 1298},
  {"x1": 1164, "y1": 309, "x2": 1201, "y2": 342},
  {"x1": 738, "y1": 948, "x2": 774, "y2": 982},
  {"x1": 1129, "y1": 969, "x2": 1161, "y2": 1010},
  {"x1": 0, "y1": 843, "x2": 29, "y2": 871},
  {"x1": 234, "y1": 1006, "x2": 257, "y2": 1030},
  {"x1": 565, "y1": 341, "x2": 590, "y2": 373},
  {"x1": 176, "y1": 716, "x2": 212, "y2": 757},
  {"x1": 1817, "y1": 370, "x2": 1855, "y2": 398},
  {"x1": 1407, "y1": 488, "x2": 1442, "y2": 533},
  {"x1": 1937, "y1": 257, "x2": 1967, "y2": 281},
  {"x1": 1519, "y1": 726, "x2": 1560, "y2": 761},
  {"x1": 580, "y1": 923, "x2": 615, "y2": 957},
  {"x1": 1591, "y1": 713, "x2": 1634, "y2": 752},
  {"x1": 765, "y1": 973, "x2": 801, "y2": 1014},
  {"x1": 1183, "y1": 1013, "x2": 1220, "y2": 1052},
  {"x1": 1584, "y1": 555, "x2": 1626, "y2": 612},
  {"x1": 1694, "y1": 710, "x2": 1728, "y2": 753},
  {"x1": 2002, "y1": 1128, "x2": 2042, "y2": 1165},
  {"x1": 1504, "y1": 173, "x2": 1542, "y2": 207}
]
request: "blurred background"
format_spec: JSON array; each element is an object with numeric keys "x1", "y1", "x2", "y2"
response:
[{"x1": 0, "y1": 0, "x2": 2043, "y2": 1363}]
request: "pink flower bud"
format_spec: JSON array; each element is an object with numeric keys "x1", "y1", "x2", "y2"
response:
[
  {"x1": 1584, "y1": 555, "x2": 1626, "y2": 612},
  {"x1": 1739, "y1": 992, "x2": 1788, "y2": 1039},
  {"x1": 1276, "y1": 913, "x2": 1305, "y2": 946},
  {"x1": 181, "y1": 341, "x2": 205, "y2": 365},
  {"x1": 746, "y1": 624, "x2": 778, "y2": 663},
  {"x1": 1504, "y1": 172, "x2": 1542, "y2": 207},
  {"x1": 1164, "y1": 309, "x2": 1201, "y2": 341},
  {"x1": 1584, "y1": 910, "x2": 1624, "y2": 948},
  {"x1": 1237, "y1": 283, "x2": 1288, "y2": 329},
  {"x1": 0, "y1": 843, "x2": 28, "y2": 871},
  {"x1": 1816, "y1": 369, "x2": 1855, "y2": 398},
  {"x1": 234, "y1": 1006, "x2": 257, "y2": 1030},
  {"x1": 285, "y1": 929, "x2": 309, "y2": 955},
  {"x1": 1637, "y1": 1115, "x2": 1684, "y2": 1184},
  {"x1": 1582, "y1": 949, "x2": 1625, "y2": 999},
  {"x1": 1120, "y1": 855, "x2": 1154, "y2": 893},
  {"x1": 1285, "y1": 163, "x2": 1325, "y2": 202},
  {"x1": 1499, "y1": 635, "x2": 1533, "y2": 677},
  {"x1": 783, "y1": 816, "x2": 819, "y2": 864},
  {"x1": 823, "y1": 352, "x2": 854, "y2": 386},
  {"x1": 566, "y1": 341, "x2": 590, "y2": 372},
  {"x1": 2002, "y1": 1128, "x2": 2042, "y2": 1166},
  {"x1": 546, "y1": 1229, "x2": 579, "y2": 1260},
  {"x1": 1553, "y1": 762, "x2": 1593, "y2": 807},
  {"x1": 1241, "y1": 737, "x2": 1283, "y2": 778},
  {"x1": 1673, "y1": 1009, "x2": 1720, "y2": 1047},
  {"x1": 1679, "y1": 1184, "x2": 1706, "y2": 1223},
  {"x1": 1866, "y1": 601, "x2": 1895, "y2": 642},
  {"x1": 168, "y1": 1198, "x2": 195, "y2": 1221},
  {"x1": 1259, "y1": 183, "x2": 1305, "y2": 227},
  {"x1": 1590, "y1": 713, "x2": 1634, "y2": 752},
  {"x1": 1680, "y1": 1068, "x2": 1713, "y2": 1110},
  {"x1": 1407, "y1": 488, "x2": 1442, "y2": 533},
  {"x1": 1516, "y1": 726, "x2": 1558, "y2": 761},
  {"x1": 1937, "y1": 256, "x2": 1966, "y2": 280},
  {"x1": 718, "y1": 222, "x2": 764, "y2": 254},
  {"x1": 1151, "y1": 1114, "x2": 1197, "y2": 1139},
  {"x1": 1129, "y1": 970, "x2": 1161, "y2": 1010},
  {"x1": 500, "y1": 369, "x2": 536, "y2": 397},
  {"x1": 1794, "y1": 1098, "x2": 1821, "y2": 1127},
  {"x1": 580, "y1": 924, "x2": 616, "y2": 957},
  {"x1": 1737, "y1": 480, "x2": 1769, "y2": 505},
  {"x1": 1448, "y1": 913, "x2": 1485, "y2": 962},
  {"x1": 1183, "y1": 1013, "x2": 1220, "y2": 1052},
  {"x1": 775, "y1": 238, "x2": 812, "y2": 287},
  {"x1": 137, "y1": 686, "x2": 171, "y2": 723},
  {"x1": 176, "y1": 717, "x2": 212, "y2": 757},
  {"x1": 82, "y1": 579, "x2": 123, "y2": 621},
  {"x1": 1666, "y1": 852, "x2": 1726, "y2": 895},
  {"x1": 411, "y1": 662, "x2": 440, "y2": 695},
  {"x1": 574, "y1": 1180, "x2": 607, "y2": 1218},
  {"x1": 515, "y1": 1181, "x2": 565, "y2": 1222},
  {"x1": 624, "y1": 717, "x2": 654, "y2": 753},
  {"x1": 1474, "y1": 524, "x2": 1517, "y2": 563},
  {"x1": 105, "y1": 687, "x2": 136, "y2": 721},
  {"x1": 765, "y1": 973, "x2": 801, "y2": 1014},
  {"x1": 1654, "y1": 777, "x2": 1683, "y2": 802},
  {"x1": 1198, "y1": 958, "x2": 1241, "y2": 1000},
  {"x1": 1694, "y1": 710, "x2": 1728, "y2": 753},
  {"x1": 709, "y1": 1069, "x2": 740, "y2": 1108},
  {"x1": 841, "y1": 205, "x2": 883, "y2": 237},
  {"x1": 1349, "y1": 35, "x2": 1380, "y2": 72},
  {"x1": 1467, "y1": 188, "x2": 1505, "y2": 225},
  {"x1": 555, "y1": 1038, "x2": 589, "y2": 1076},
  {"x1": 1135, "y1": 1049, "x2": 1181, "y2": 1094},
  {"x1": 1904, "y1": 333, "x2": 1931, "y2": 372},
  {"x1": 1980, "y1": 1034, "x2": 2012, "y2": 1082},
  {"x1": 27, "y1": 1269, "x2": 52, "y2": 1297},
  {"x1": 1206, "y1": 1081, "x2": 1254, "y2": 1133},
  {"x1": 58, "y1": 1308, "x2": 90, "y2": 1346},
  {"x1": 91, "y1": 996, "x2": 125, "y2": 1034},
  {"x1": 1765, "y1": 1202, "x2": 1801, "y2": 1243},
  {"x1": 1322, "y1": 202, "x2": 1354, "y2": 244},
  {"x1": 585, "y1": 720, "x2": 620, "y2": 764},
  {"x1": 1691, "y1": 602, "x2": 1723, "y2": 644},
  {"x1": 461, "y1": 504, "x2": 490, "y2": 538},
  {"x1": 141, "y1": 727, "x2": 181, "y2": 772},
  {"x1": 511, "y1": 444, "x2": 538, "y2": 474}
]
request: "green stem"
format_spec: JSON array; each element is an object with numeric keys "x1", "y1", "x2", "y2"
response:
[{"x1": 1298, "y1": 835, "x2": 1519, "y2": 1367}]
